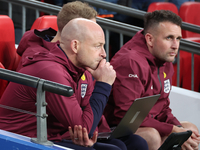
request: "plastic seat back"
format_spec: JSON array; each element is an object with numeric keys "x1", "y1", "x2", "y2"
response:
[
  {"x1": 147, "y1": 2, "x2": 178, "y2": 15},
  {"x1": 0, "y1": 15, "x2": 20, "y2": 71},
  {"x1": 0, "y1": 62, "x2": 8, "y2": 98},
  {"x1": 172, "y1": 37, "x2": 200, "y2": 92},
  {"x1": 31, "y1": 15, "x2": 58, "y2": 31},
  {"x1": 181, "y1": 38, "x2": 200, "y2": 92},
  {"x1": 179, "y1": 2, "x2": 200, "y2": 38}
]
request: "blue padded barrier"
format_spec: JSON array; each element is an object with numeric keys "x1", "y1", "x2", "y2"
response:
[{"x1": 0, "y1": 129, "x2": 73, "y2": 150}]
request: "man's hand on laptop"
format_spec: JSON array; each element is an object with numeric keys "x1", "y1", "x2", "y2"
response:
[{"x1": 69, "y1": 125, "x2": 98, "y2": 147}]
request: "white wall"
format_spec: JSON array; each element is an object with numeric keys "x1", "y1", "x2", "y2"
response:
[{"x1": 169, "y1": 86, "x2": 200, "y2": 149}]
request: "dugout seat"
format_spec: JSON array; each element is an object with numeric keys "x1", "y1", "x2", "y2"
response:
[
  {"x1": 147, "y1": 2, "x2": 178, "y2": 15},
  {"x1": 181, "y1": 38, "x2": 200, "y2": 92},
  {"x1": 31, "y1": 15, "x2": 58, "y2": 31},
  {"x1": 178, "y1": 2, "x2": 200, "y2": 91},
  {"x1": 179, "y1": 2, "x2": 200, "y2": 38},
  {"x1": 0, "y1": 15, "x2": 20, "y2": 71},
  {"x1": 173, "y1": 37, "x2": 200, "y2": 92}
]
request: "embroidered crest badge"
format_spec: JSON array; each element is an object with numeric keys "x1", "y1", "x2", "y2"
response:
[
  {"x1": 81, "y1": 84, "x2": 88, "y2": 98},
  {"x1": 164, "y1": 79, "x2": 170, "y2": 93}
]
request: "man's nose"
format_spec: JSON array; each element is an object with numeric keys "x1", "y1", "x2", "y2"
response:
[
  {"x1": 101, "y1": 47, "x2": 106, "y2": 58},
  {"x1": 172, "y1": 39, "x2": 180, "y2": 49}
]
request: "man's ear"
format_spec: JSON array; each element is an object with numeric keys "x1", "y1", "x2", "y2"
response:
[
  {"x1": 71, "y1": 40, "x2": 79, "y2": 54},
  {"x1": 145, "y1": 33, "x2": 153, "y2": 47}
]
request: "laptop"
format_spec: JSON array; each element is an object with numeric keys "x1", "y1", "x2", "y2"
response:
[{"x1": 98, "y1": 94, "x2": 160, "y2": 140}]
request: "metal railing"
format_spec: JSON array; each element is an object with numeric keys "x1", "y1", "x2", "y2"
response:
[
  {"x1": 81, "y1": 0, "x2": 200, "y2": 34},
  {"x1": 80, "y1": 0, "x2": 200, "y2": 90},
  {"x1": 0, "y1": 0, "x2": 200, "y2": 90},
  {"x1": 0, "y1": 68, "x2": 73, "y2": 146}
]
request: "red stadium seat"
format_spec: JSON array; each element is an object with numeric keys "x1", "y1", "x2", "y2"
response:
[
  {"x1": 179, "y1": 2, "x2": 200, "y2": 38},
  {"x1": 172, "y1": 37, "x2": 200, "y2": 92},
  {"x1": 0, "y1": 15, "x2": 20, "y2": 71},
  {"x1": 0, "y1": 62, "x2": 8, "y2": 99},
  {"x1": 178, "y1": 2, "x2": 200, "y2": 91},
  {"x1": 147, "y1": 2, "x2": 178, "y2": 15},
  {"x1": 31, "y1": 15, "x2": 58, "y2": 31},
  {"x1": 181, "y1": 38, "x2": 200, "y2": 92}
]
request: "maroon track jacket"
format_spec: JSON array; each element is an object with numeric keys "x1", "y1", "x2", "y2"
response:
[{"x1": 104, "y1": 30, "x2": 181, "y2": 136}]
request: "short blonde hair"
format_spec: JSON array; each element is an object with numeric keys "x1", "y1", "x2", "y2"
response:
[{"x1": 57, "y1": 1, "x2": 98, "y2": 32}]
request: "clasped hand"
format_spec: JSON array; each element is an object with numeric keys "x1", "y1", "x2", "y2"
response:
[{"x1": 69, "y1": 125, "x2": 98, "y2": 147}]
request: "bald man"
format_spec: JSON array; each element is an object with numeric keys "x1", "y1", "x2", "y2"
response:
[
  {"x1": 0, "y1": 18, "x2": 148, "y2": 150},
  {"x1": 16, "y1": 1, "x2": 98, "y2": 71}
]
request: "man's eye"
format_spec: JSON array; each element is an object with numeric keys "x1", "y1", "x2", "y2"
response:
[
  {"x1": 166, "y1": 36, "x2": 171, "y2": 40},
  {"x1": 177, "y1": 37, "x2": 182, "y2": 41}
]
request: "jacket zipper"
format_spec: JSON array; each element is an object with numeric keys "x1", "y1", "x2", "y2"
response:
[
  {"x1": 157, "y1": 67, "x2": 162, "y2": 94},
  {"x1": 77, "y1": 80, "x2": 79, "y2": 89},
  {"x1": 151, "y1": 67, "x2": 162, "y2": 119}
]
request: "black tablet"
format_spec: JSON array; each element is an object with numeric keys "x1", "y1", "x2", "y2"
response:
[{"x1": 158, "y1": 130, "x2": 192, "y2": 150}]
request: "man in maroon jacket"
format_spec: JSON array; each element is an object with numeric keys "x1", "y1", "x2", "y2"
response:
[
  {"x1": 0, "y1": 2, "x2": 149, "y2": 150},
  {"x1": 104, "y1": 10, "x2": 200, "y2": 150},
  {"x1": 16, "y1": 1, "x2": 97, "y2": 71}
]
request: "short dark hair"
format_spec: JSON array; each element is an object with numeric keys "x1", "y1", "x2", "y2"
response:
[
  {"x1": 143, "y1": 10, "x2": 182, "y2": 35},
  {"x1": 57, "y1": 1, "x2": 98, "y2": 32}
]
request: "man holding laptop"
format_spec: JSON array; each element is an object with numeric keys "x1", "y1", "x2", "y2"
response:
[{"x1": 104, "y1": 10, "x2": 200, "y2": 150}]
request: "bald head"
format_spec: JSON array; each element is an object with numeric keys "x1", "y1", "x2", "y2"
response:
[
  {"x1": 59, "y1": 18, "x2": 106, "y2": 69},
  {"x1": 60, "y1": 18, "x2": 104, "y2": 51}
]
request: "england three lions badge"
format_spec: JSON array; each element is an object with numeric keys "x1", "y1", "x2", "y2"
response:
[
  {"x1": 81, "y1": 84, "x2": 88, "y2": 98},
  {"x1": 164, "y1": 79, "x2": 170, "y2": 93}
]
